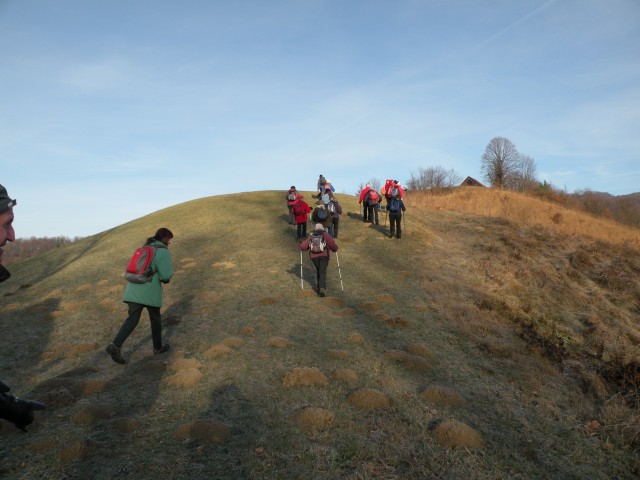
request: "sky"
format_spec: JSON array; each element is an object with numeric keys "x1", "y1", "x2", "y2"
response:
[{"x1": 1, "y1": 0, "x2": 639, "y2": 238}]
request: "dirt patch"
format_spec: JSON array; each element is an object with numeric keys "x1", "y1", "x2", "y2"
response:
[
  {"x1": 332, "y1": 369, "x2": 358, "y2": 384},
  {"x1": 109, "y1": 417, "x2": 143, "y2": 433},
  {"x1": 346, "y1": 333, "x2": 364, "y2": 344},
  {"x1": 97, "y1": 280, "x2": 110, "y2": 286},
  {"x1": 174, "y1": 420, "x2": 231, "y2": 444},
  {"x1": 204, "y1": 344, "x2": 235, "y2": 358},
  {"x1": 384, "y1": 316, "x2": 409, "y2": 328},
  {"x1": 336, "y1": 308, "x2": 357, "y2": 317},
  {"x1": 212, "y1": 261, "x2": 236, "y2": 269},
  {"x1": 360, "y1": 302, "x2": 380, "y2": 312},
  {"x1": 268, "y1": 337, "x2": 290, "y2": 348},
  {"x1": 166, "y1": 368, "x2": 204, "y2": 388},
  {"x1": 431, "y1": 419, "x2": 484, "y2": 449},
  {"x1": 240, "y1": 326, "x2": 255, "y2": 336},
  {"x1": 75, "y1": 284, "x2": 92, "y2": 292},
  {"x1": 258, "y1": 296, "x2": 279, "y2": 305},
  {"x1": 407, "y1": 343, "x2": 433, "y2": 357},
  {"x1": 63, "y1": 343, "x2": 100, "y2": 358},
  {"x1": 402, "y1": 355, "x2": 432, "y2": 371},
  {"x1": 38, "y1": 387, "x2": 76, "y2": 409},
  {"x1": 168, "y1": 358, "x2": 204, "y2": 371},
  {"x1": 282, "y1": 367, "x2": 329, "y2": 387},
  {"x1": 70, "y1": 379, "x2": 109, "y2": 397},
  {"x1": 415, "y1": 304, "x2": 429, "y2": 312},
  {"x1": 72, "y1": 404, "x2": 116, "y2": 425},
  {"x1": 374, "y1": 294, "x2": 396, "y2": 304},
  {"x1": 180, "y1": 257, "x2": 195, "y2": 263},
  {"x1": 220, "y1": 337, "x2": 245, "y2": 347},
  {"x1": 419, "y1": 386, "x2": 466, "y2": 406},
  {"x1": 291, "y1": 407, "x2": 334, "y2": 431},
  {"x1": 325, "y1": 297, "x2": 344, "y2": 306},
  {"x1": 299, "y1": 290, "x2": 316, "y2": 297},
  {"x1": 347, "y1": 388, "x2": 391, "y2": 410},
  {"x1": 328, "y1": 349, "x2": 350, "y2": 359},
  {"x1": 60, "y1": 440, "x2": 98, "y2": 462}
]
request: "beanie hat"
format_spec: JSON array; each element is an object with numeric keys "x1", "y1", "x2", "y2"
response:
[
  {"x1": 315, "y1": 223, "x2": 324, "y2": 231},
  {"x1": 0, "y1": 185, "x2": 16, "y2": 213}
]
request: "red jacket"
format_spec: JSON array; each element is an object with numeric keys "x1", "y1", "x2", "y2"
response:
[
  {"x1": 292, "y1": 200, "x2": 312, "y2": 223},
  {"x1": 358, "y1": 187, "x2": 371, "y2": 204},
  {"x1": 299, "y1": 230, "x2": 338, "y2": 260}
]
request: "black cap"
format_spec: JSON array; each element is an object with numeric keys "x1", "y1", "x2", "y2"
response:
[{"x1": 0, "y1": 185, "x2": 16, "y2": 213}]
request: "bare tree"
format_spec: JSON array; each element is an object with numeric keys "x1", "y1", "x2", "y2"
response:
[
  {"x1": 356, "y1": 178, "x2": 381, "y2": 195},
  {"x1": 407, "y1": 166, "x2": 460, "y2": 191},
  {"x1": 511, "y1": 154, "x2": 538, "y2": 192},
  {"x1": 480, "y1": 137, "x2": 520, "y2": 189}
]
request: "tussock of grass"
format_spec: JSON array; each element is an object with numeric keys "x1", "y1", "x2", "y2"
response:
[{"x1": 1, "y1": 190, "x2": 639, "y2": 479}]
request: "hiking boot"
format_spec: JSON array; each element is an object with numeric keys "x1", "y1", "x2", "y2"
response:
[
  {"x1": 319, "y1": 288, "x2": 326, "y2": 297},
  {"x1": 106, "y1": 344, "x2": 126, "y2": 364},
  {"x1": 154, "y1": 344, "x2": 170, "y2": 355},
  {"x1": 389, "y1": 233, "x2": 394, "y2": 238}
]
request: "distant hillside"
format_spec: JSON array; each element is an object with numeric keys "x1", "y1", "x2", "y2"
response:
[
  {"x1": 2, "y1": 236, "x2": 83, "y2": 266},
  {"x1": 1, "y1": 190, "x2": 638, "y2": 479}
]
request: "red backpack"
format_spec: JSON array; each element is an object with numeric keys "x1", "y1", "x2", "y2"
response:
[{"x1": 124, "y1": 245, "x2": 165, "y2": 284}]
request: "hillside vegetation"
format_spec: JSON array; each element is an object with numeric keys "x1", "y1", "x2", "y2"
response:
[{"x1": 1, "y1": 189, "x2": 639, "y2": 479}]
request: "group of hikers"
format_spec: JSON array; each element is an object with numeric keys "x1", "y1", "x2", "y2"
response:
[{"x1": 286, "y1": 175, "x2": 407, "y2": 298}]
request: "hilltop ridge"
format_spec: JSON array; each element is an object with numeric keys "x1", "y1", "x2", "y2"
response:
[{"x1": 1, "y1": 190, "x2": 639, "y2": 479}]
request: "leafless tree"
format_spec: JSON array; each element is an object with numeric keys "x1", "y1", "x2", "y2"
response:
[
  {"x1": 356, "y1": 178, "x2": 381, "y2": 195},
  {"x1": 511, "y1": 154, "x2": 538, "y2": 192},
  {"x1": 407, "y1": 166, "x2": 461, "y2": 191},
  {"x1": 480, "y1": 137, "x2": 521, "y2": 189}
]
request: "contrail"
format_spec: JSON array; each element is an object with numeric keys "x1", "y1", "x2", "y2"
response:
[
  {"x1": 289, "y1": 111, "x2": 372, "y2": 161},
  {"x1": 469, "y1": 0, "x2": 558, "y2": 53}
]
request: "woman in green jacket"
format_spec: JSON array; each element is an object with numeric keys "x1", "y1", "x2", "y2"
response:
[{"x1": 106, "y1": 228, "x2": 174, "y2": 364}]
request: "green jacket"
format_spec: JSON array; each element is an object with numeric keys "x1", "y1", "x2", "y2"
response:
[{"x1": 123, "y1": 240, "x2": 174, "y2": 308}]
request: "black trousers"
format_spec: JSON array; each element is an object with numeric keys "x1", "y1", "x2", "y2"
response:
[
  {"x1": 296, "y1": 221, "x2": 308, "y2": 239},
  {"x1": 311, "y1": 256, "x2": 329, "y2": 291},
  {"x1": 330, "y1": 218, "x2": 339, "y2": 238},
  {"x1": 366, "y1": 204, "x2": 379, "y2": 224},
  {"x1": 114, "y1": 302, "x2": 163, "y2": 350},
  {"x1": 362, "y1": 204, "x2": 368, "y2": 222},
  {"x1": 389, "y1": 212, "x2": 402, "y2": 238}
]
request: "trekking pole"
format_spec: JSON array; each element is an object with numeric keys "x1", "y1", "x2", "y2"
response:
[
  {"x1": 300, "y1": 250, "x2": 304, "y2": 290},
  {"x1": 403, "y1": 211, "x2": 407, "y2": 236},
  {"x1": 335, "y1": 252, "x2": 344, "y2": 292}
]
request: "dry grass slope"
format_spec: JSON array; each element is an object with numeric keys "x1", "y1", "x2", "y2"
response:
[{"x1": 1, "y1": 189, "x2": 639, "y2": 479}]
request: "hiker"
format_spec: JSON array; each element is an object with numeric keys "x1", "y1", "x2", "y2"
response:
[
  {"x1": 358, "y1": 183, "x2": 372, "y2": 222},
  {"x1": 286, "y1": 186, "x2": 299, "y2": 224},
  {"x1": 311, "y1": 203, "x2": 332, "y2": 232},
  {"x1": 292, "y1": 195, "x2": 312, "y2": 240},
  {"x1": 106, "y1": 228, "x2": 175, "y2": 364},
  {"x1": 364, "y1": 187, "x2": 380, "y2": 225},
  {"x1": 326, "y1": 192, "x2": 343, "y2": 238},
  {"x1": 0, "y1": 185, "x2": 17, "y2": 283},
  {"x1": 316, "y1": 174, "x2": 326, "y2": 196},
  {"x1": 387, "y1": 194, "x2": 406, "y2": 239},
  {"x1": 299, "y1": 223, "x2": 338, "y2": 297}
]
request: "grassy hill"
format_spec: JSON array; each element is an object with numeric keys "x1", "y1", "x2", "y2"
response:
[{"x1": 1, "y1": 189, "x2": 639, "y2": 479}]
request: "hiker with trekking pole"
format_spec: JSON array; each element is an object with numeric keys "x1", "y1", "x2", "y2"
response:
[{"x1": 299, "y1": 223, "x2": 338, "y2": 297}]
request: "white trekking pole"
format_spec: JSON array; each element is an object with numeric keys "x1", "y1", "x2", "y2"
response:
[
  {"x1": 300, "y1": 250, "x2": 304, "y2": 290},
  {"x1": 335, "y1": 252, "x2": 344, "y2": 292}
]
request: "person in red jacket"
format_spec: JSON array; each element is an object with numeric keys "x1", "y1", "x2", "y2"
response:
[
  {"x1": 285, "y1": 186, "x2": 300, "y2": 224},
  {"x1": 292, "y1": 195, "x2": 312, "y2": 240},
  {"x1": 299, "y1": 223, "x2": 338, "y2": 297},
  {"x1": 358, "y1": 183, "x2": 372, "y2": 222}
]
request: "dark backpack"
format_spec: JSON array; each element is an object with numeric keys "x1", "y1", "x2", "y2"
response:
[
  {"x1": 287, "y1": 191, "x2": 297, "y2": 201},
  {"x1": 309, "y1": 232, "x2": 326, "y2": 253},
  {"x1": 316, "y1": 207, "x2": 329, "y2": 221},
  {"x1": 388, "y1": 197, "x2": 401, "y2": 213},
  {"x1": 124, "y1": 245, "x2": 165, "y2": 284}
]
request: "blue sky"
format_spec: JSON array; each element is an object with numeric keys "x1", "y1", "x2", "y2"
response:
[{"x1": 1, "y1": 0, "x2": 639, "y2": 238}]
